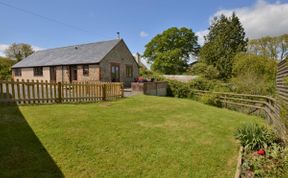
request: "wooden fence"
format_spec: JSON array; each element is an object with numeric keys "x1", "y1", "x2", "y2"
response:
[
  {"x1": 276, "y1": 59, "x2": 288, "y2": 104},
  {"x1": 193, "y1": 90, "x2": 287, "y2": 141},
  {"x1": 0, "y1": 79, "x2": 124, "y2": 105}
]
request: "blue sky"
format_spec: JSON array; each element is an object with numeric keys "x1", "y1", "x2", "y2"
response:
[{"x1": 0, "y1": 0, "x2": 288, "y2": 56}]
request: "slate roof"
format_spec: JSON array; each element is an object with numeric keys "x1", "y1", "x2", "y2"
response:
[{"x1": 12, "y1": 39, "x2": 121, "y2": 68}]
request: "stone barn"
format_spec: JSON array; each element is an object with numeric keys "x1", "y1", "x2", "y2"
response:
[{"x1": 12, "y1": 39, "x2": 139, "y2": 87}]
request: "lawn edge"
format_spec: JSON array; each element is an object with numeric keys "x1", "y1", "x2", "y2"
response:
[{"x1": 234, "y1": 146, "x2": 243, "y2": 178}]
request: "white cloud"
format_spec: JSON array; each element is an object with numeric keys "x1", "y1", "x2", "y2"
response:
[
  {"x1": 196, "y1": 0, "x2": 288, "y2": 45},
  {"x1": 32, "y1": 46, "x2": 44, "y2": 51},
  {"x1": 196, "y1": 30, "x2": 209, "y2": 46},
  {"x1": 140, "y1": 31, "x2": 149, "y2": 38},
  {"x1": 0, "y1": 43, "x2": 44, "y2": 57},
  {"x1": 213, "y1": 0, "x2": 288, "y2": 39}
]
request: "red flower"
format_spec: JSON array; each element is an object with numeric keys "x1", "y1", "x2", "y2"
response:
[{"x1": 257, "y1": 149, "x2": 265, "y2": 155}]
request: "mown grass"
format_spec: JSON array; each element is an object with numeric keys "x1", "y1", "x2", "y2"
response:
[{"x1": 0, "y1": 95, "x2": 264, "y2": 177}]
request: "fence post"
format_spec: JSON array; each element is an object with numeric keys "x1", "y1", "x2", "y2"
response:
[
  {"x1": 102, "y1": 83, "x2": 107, "y2": 101},
  {"x1": 57, "y1": 82, "x2": 62, "y2": 103},
  {"x1": 121, "y1": 83, "x2": 124, "y2": 98}
]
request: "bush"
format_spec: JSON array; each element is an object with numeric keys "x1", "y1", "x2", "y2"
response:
[
  {"x1": 231, "y1": 53, "x2": 277, "y2": 96},
  {"x1": 234, "y1": 123, "x2": 277, "y2": 151},
  {"x1": 187, "y1": 62, "x2": 219, "y2": 80},
  {"x1": 197, "y1": 93, "x2": 222, "y2": 107},
  {"x1": 0, "y1": 57, "x2": 15, "y2": 80},
  {"x1": 166, "y1": 80, "x2": 192, "y2": 98}
]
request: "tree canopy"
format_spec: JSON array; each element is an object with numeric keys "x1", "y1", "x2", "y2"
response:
[
  {"x1": 5, "y1": 43, "x2": 34, "y2": 62},
  {"x1": 231, "y1": 53, "x2": 277, "y2": 95},
  {"x1": 199, "y1": 13, "x2": 248, "y2": 80},
  {"x1": 143, "y1": 27, "x2": 199, "y2": 74},
  {"x1": 0, "y1": 57, "x2": 16, "y2": 80},
  {"x1": 248, "y1": 34, "x2": 288, "y2": 61}
]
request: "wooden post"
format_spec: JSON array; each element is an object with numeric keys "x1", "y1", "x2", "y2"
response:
[
  {"x1": 36, "y1": 80, "x2": 40, "y2": 104},
  {"x1": 41, "y1": 80, "x2": 44, "y2": 104},
  {"x1": 27, "y1": 79, "x2": 31, "y2": 104},
  {"x1": 45, "y1": 80, "x2": 49, "y2": 103},
  {"x1": 57, "y1": 82, "x2": 62, "y2": 103},
  {"x1": 11, "y1": 79, "x2": 15, "y2": 103},
  {"x1": 16, "y1": 79, "x2": 20, "y2": 104},
  {"x1": 102, "y1": 84, "x2": 107, "y2": 101},
  {"x1": 5, "y1": 80, "x2": 9, "y2": 101},
  {"x1": 121, "y1": 83, "x2": 124, "y2": 98},
  {"x1": 31, "y1": 80, "x2": 35, "y2": 104},
  {"x1": 22, "y1": 79, "x2": 26, "y2": 104},
  {"x1": 155, "y1": 82, "x2": 158, "y2": 96}
]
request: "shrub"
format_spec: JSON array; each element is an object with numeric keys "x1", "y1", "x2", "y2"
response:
[
  {"x1": 231, "y1": 53, "x2": 277, "y2": 96},
  {"x1": 187, "y1": 62, "x2": 219, "y2": 80},
  {"x1": 0, "y1": 57, "x2": 16, "y2": 80},
  {"x1": 234, "y1": 123, "x2": 277, "y2": 151},
  {"x1": 197, "y1": 93, "x2": 222, "y2": 107},
  {"x1": 166, "y1": 80, "x2": 192, "y2": 98}
]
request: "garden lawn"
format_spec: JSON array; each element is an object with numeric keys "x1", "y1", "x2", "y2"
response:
[{"x1": 0, "y1": 95, "x2": 264, "y2": 178}]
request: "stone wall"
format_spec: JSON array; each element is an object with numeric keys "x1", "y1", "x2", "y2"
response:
[
  {"x1": 100, "y1": 40, "x2": 139, "y2": 87},
  {"x1": 56, "y1": 66, "x2": 69, "y2": 82},
  {"x1": 13, "y1": 67, "x2": 50, "y2": 81},
  {"x1": 77, "y1": 64, "x2": 100, "y2": 81},
  {"x1": 131, "y1": 82, "x2": 167, "y2": 96}
]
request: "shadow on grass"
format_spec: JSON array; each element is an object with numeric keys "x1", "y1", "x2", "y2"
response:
[{"x1": 0, "y1": 103, "x2": 64, "y2": 178}]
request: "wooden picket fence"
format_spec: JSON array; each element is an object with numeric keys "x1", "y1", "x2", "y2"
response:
[{"x1": 0, "y1": 79, "x2": 124, "y2": 105}]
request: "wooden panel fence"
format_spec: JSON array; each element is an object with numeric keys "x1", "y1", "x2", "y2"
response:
[
  {"x1": 0, "y1": 79, "x2": 123, "y2": 105},
  {"x1": 193, "y1": 90, "x2": 287, "y2": 141},
  {"x1": 276, "y1": 59, "x2": 288, "y2": 104}
]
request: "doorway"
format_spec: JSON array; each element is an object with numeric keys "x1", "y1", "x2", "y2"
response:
[
  {"x1": 111, "y1": 63, "x2": 120, "y2": 82},
  {"x1": 69, "y1": 65, "x2": 78, "y2": 82},
  {"x1": 50, "y1": 66, "x2": 56, "y2": 82}
]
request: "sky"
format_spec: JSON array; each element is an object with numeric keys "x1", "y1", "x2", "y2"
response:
[{"x1": 0, "y1": 0, "x2": 288, "y2": 58}]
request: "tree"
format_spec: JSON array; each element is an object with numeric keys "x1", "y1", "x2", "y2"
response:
[
  {"x1": 199, "y1": 13, "x2": 248, "y2": 80},
  {"x1": 231, "y1": 53, "x2": 277, "y2": 95},
  {"x1": 248, "y1": 34, "x2": 288, "y2": 60},
  {"x1": 4, "y1": 43, "x2": 34, "y2": 62},
  {"x1": 143, "y1": 27, "x2": 199, "y2": 74},
  {"x1": 187, "y1": 62, "x2": 219, "y2": 80},
  {"x1": 0, "y1": 57, "x2": 16, "y2": 80}
]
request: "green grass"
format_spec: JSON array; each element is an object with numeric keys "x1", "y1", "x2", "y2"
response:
[{"x1": 0, "y1": 95, "x2": 264, "y2": 178}]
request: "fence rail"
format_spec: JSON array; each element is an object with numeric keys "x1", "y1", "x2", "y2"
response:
[
  {"x1": 0, "y1": 79, "x2": 124, "y2": 105},
  {"x1": 193, "y1": 90, "x2": 287, "y2": 141}
]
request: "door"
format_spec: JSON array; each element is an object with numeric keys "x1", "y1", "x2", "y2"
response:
[
  {"x1": 69, "y1": 65, "x2": 78, "y2": 82},
  {"x1": 111, "y1": 64, "x2": 120, "y2": 82},
  {"x1": 50, "y1": 66, "x2": 56, "y2": 82}
]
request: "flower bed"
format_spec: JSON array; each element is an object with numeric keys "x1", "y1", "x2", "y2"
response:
[{"x1": 234, "y1": 123, "x2": 288, "y2": 178}]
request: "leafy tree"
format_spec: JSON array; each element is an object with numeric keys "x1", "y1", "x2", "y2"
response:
[
  {"x1": 199, "y1": 13, "x2": 248, "y2": 80},
  {"x1": 187, "y1": 62, "x2": 219, "y2": 80},
  {"x1": 0, "y1": 57, "x2": 16, "y2": 80},
  {"x1": 231, "y1": 53, "x2": 277, "y2": 95},
  {"x1": 143, "y1": 27, "x2": 199, "y2": 74},
  {"x1": 5, "y1": 43, "x2": 34, "y2": 62},
  {"x1": 248, "y1": 34, "x2": 288, "y2": 60}
]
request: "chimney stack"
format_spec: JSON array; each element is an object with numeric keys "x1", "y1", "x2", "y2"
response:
[
  {"x1": 116, "y1": 32, "x2": 120, "y2": 39},
  {"x1": 135, "y1": 52, "x2": 141, "y2": 64}
]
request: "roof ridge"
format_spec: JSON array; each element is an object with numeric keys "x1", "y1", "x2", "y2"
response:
[{"x1": 35, "y1": 39, "x2": 121, "y2": 53}]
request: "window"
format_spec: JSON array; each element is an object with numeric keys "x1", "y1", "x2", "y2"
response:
[
  {"x1": 126, "y1": 65, "x2": 133, "y2": 78},
  {"x1": 33, "y1": 67, "x2": 43, "y2": 76},
  {"x1": 14, "y1": 68, "x2": 22, "y2": 76},
  {"x1": 111, "y1": 63, "x2": 120, "y2": 82},
  {"x1": 83, "y1": 65, "x2": 89, "y2": 76}
]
